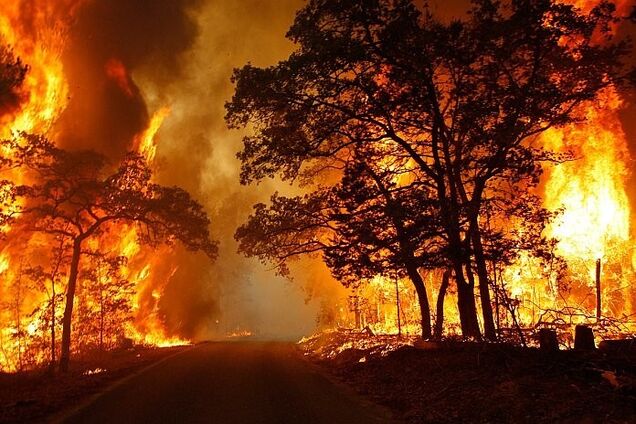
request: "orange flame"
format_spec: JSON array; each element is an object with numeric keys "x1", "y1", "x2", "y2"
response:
[
  {"x1": 135, "y1": 106, "x2": 171, "y2": 162},
  {"x1": 0, "y1": 2, "x2": 187, "y2": 372},
  {"x1": 336, "y1": 0, "x2": 636, "y2": 340}
]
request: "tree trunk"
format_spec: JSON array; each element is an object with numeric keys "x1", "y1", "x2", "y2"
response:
[
  {"x1": 14, "y1": 274, "x2": 23, "y2": 372},
  {"x1": 99, "y1": 283, "x2": 104, "y2": 351},
  {"x1": 455, "y1": 262, "x2": 482, "y2": 340},
  {"x1": 470, "y1": 221, "x2": 497, "y2": 340},
  {"x1": 434, "y1": 269, "x2": 450, "y2": 339},
  {"x1": 394, "y1": 276, "x2": 402, "y2": 337},
  {"x1": 50, "y1": 281, "x2": 55, "y2": 371},
  {"x1": 49, "y1": 239, "x2": 64, "y2": 372},
  {"x1": 406, "y1": 264, "x2": 432, "y2": 340},
  {"x1": 352, "y1": 295, "x2": 361, "y2": 329},
  {"x1": 595, "y1": 259, "x2": 602, "y2": 320},
  {"x1": 59, "y1": 239, "x2": 82, "y2": 372}
]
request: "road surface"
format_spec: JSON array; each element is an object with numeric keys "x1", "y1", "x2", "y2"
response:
[{"x1": 60, "y1": 341, "x2": 393, "y2": 424}]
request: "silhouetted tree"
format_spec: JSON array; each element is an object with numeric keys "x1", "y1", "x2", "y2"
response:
[
  {"x1": 227, "y1": 0, "x2": 632, "y2": 340},
  {"x1": 237, "y1": 156, "x2": 445, "y2": 338},
  {"x1": 0, "y1": 134, "x2": 218, "y2": 371}
]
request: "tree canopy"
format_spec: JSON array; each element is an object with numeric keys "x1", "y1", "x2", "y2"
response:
[{"x1": 228, "y1": 0, "x2": 633, "y2": 340}]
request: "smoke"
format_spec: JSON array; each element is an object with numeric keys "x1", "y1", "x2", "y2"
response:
[
  {"x1": 140, "y1": 0, "x2": 334, "y2": 340},
  {"x1": 55, "y1": 0, "x2": 203, "y2": 157},
  {"x1": 61, "y1": 0, "x2": 634, "y2": 340}
]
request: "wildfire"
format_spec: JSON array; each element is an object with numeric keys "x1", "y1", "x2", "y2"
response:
[
  {"x1": 0, "y1": 0, "x2": 634, "y2": 373},
  {"x1": 542, "y1": 88, "x2": 630, "y2": 263},
  {"x1": 499, "y1": 1, "x2": 636, "y2": 331},
  {"x1": 0, "y1": 2, "x2": 189, "y2": 372},
  {"x1": 0, "y1": 3, "x2": 68, "y2": 136}
]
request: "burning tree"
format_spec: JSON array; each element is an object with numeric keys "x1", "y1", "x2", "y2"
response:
[
  {"x1": 0, "y1": 134, "x2": 218, "y2": 371},
  {"x1": 228, "y1": 0, "x2": 633, "y2": 340}
]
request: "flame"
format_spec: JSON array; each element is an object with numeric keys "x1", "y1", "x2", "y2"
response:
[
  {"x1": 499, "y1": 0, "x2": 636, "y2": 332},
  {"x1": 543, "y1": 88, "x2": 630, "y2": 262},
  {"x1": 1, "y1": 0, "x2": 634, "y2": 373},
  {"x1": 135, "y1": 107, "x2": 171, "y2": 162},
  {"x1": 0, "y1": 3, "x2": 69, "y2": 136},
  {"x1": 0, "y1": 3, "x2": 187, "y2": 372}
]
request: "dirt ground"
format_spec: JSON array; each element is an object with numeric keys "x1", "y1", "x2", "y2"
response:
[
  {"x1": 0, "y1": 345, "x2": 189, "y2": 423},
  {"x1": 299, "y1": 331, "x2": 636, "y2": 423}
]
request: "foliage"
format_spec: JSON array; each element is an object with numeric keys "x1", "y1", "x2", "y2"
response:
[{"x1": 1, "y1": 134, "x2": 218, "y2": 258}]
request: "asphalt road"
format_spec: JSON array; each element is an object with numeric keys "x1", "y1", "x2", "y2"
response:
[{"x1": 60, "y1": 341, "x2": 392, "y2": 424}]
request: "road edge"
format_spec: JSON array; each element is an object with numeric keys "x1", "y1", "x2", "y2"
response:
[{"x1": 49, "y1": 344, "x2": 198, "y2": 424}]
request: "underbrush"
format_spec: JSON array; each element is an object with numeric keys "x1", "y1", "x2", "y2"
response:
[{"x1": 300, "y1": 329, "x2": 636, "y2": 423}]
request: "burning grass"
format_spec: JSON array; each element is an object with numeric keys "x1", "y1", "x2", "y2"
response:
[
  {"x1": 300, "y1": 330, "x2": 636, "y2": 423},
  {"x1": 299, "y1": 329, "x2": 417, "y2": 362}
]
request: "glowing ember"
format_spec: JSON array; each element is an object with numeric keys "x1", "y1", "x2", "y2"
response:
[{"x1": 83, "y1": 367, "x2": 107, "y2": 376}]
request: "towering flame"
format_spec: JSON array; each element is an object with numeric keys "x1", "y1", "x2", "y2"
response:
[
  {"x1": 0, "y1": 2, "x2": 189, "y2": 372},
  {"x1": 503, "y1": 0, "x2": 636, "y2": 327},
  {"x1": 135, "y1": 107, "x2": 171, "y2": 163},
  {"x1": 0, "y1": 0, "x2": 633, "y2": 371},
  {"x1": 542, "y1": 88, "x2": 630, "y2": 263},
  {"x1": 0, "y1": 1, "x2": 70, "y2": 136}
]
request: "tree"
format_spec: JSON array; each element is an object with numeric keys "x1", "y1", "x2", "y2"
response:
[
  {"x1": 0, "y1": 134, "x2": 218, "y2": 371},
  {"x1": 235, "y1": 132, "x2": 451, "y2": 340},
  {"x1": 227, "y1": 0, "x2": 632, "y2": 340},
  {"x1": 236, "y1": 156, "x2": 445, "y2": 338},
  {"x1": 5, "y1": 258, "x2": 27, "y2": 371},
  {"x1": 326, "y1": 157, "x2": 444, "y2": 338}
]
